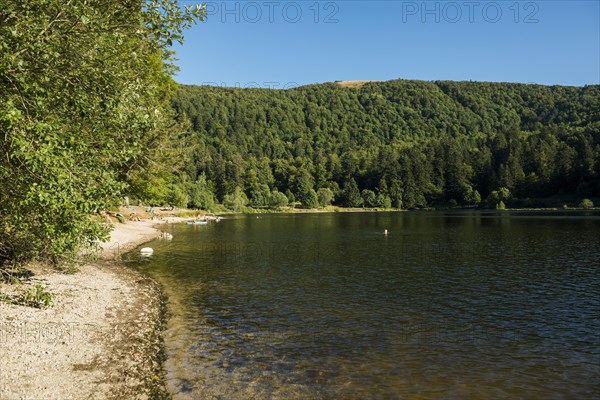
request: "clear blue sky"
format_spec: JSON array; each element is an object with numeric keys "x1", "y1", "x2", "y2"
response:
[{"x1": 173, "y1": 0, "x2": 599, "y2": 87}]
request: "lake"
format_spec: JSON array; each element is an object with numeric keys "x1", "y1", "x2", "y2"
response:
[{"x1": 127, "y1": 211, "x2": 600, "y2": 399}]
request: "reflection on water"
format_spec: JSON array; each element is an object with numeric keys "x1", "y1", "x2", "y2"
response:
[{"x1": 128, "y1": 211, "x2": 600, "y2": 399}]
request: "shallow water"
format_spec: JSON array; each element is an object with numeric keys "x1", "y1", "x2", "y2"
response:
[{"x1": 128, "y1": 211, "x2": 600, "y2": 399}]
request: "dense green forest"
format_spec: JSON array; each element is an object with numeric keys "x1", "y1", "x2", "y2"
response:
[{"x1": 168, "y1": 81, "x2": 600, "y2": 210}]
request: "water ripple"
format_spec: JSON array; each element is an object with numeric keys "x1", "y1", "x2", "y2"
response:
[{"x1": 132, "y1": 212, "x2": 600, "y2": 399}]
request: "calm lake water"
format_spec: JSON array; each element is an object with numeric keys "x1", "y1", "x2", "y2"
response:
[{"x1": 128, "y1": 211, "x2": 600, "y2": 399}]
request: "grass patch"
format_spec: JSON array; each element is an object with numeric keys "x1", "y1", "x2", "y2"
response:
[
  {"x1": 20, "y1": 284, "x2": 53, "y2": 308},
  {"x1": 1, "y1": 283, "x2": 53, "y2": 308}
]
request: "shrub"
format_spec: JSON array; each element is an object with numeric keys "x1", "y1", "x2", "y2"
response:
[
  {"x1": 485, "y1": 187, "x2": 511, "y2": 209},
  {"x1": 376, "y1": 194, "x2": 392, "y2": 209},
  {"x1": 579, "y1": 198, "x2": 594, "y2": 209},
  {"x1": 21, "y1": 284, "x2": 53, "y2": 308},
  {"x1": 302, "y1": 189, "x2": 319, "y2": 209},
  {"x1": 362, "y1": 190, "x2": 377, "y2": 208},
  {"x1": 269, "y1": 190, "x2": 289, "y2": 208},
  {"x1": 317, "y1": 188, "x2": 335, "y2": 207},
  {"x1": 223, "y1": 187, "x2": 249, "y2": 212}
]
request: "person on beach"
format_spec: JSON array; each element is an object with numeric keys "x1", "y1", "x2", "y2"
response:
[
  {"x1": 99, "y1": 208, "x2": 112, "y2": 224},
  {"x1": 129, "y1": 212, "x2": 141, "y2": 222}
]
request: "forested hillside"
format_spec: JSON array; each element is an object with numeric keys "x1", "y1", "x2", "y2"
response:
[{"x1": 169, "y1": 80, "x2": 600, "y2": 210}]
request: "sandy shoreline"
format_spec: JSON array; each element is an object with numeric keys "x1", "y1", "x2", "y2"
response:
[{"x1": 0, "y1": 218, "x2": 185, "y2": 399}]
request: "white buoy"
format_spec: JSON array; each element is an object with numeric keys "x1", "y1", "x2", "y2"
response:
[
  {"x1": 384, "y1": 229, "x2": 388, "y2": 236},
  {"x1": 140, "y1": 247, "x2": 154, "y2": 255}
]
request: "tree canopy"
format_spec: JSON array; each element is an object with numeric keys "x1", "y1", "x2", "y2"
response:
[{"x1": 0, "y1": 0, "x2": 205, "y2": 264}]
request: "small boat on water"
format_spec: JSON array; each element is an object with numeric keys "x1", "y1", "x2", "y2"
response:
[{"x1": 187, "y1": 221, "x2": 208, "y2": 225}]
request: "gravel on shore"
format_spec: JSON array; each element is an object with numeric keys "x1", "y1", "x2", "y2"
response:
[{"x1": 0, "y1": 219, "x2": 183, "y2": 399}]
